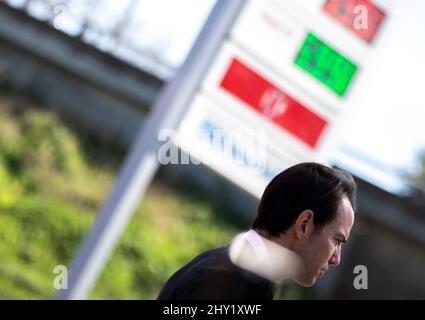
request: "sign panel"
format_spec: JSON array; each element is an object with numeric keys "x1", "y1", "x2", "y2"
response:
[
  {"x1": 230, "y1": 0, "x2": 361, "y2": 107},
  {"x1": 220, "y1": 58, "x2": 328, "y2": 148},
  {"x1": 201, "y1": 41, "x2": 337, "y2": 159},
  {"x1": 176, "y1": 93, "x2": 303, "y2": 198},
  {"x1": 294, "y1": 32, "x2": 358, "y2": 96},
  {"x1": 230, "y1": 0, "x2": 305, "y2": 64},
  {"x1": 322, "y1": 0, "x2": 386, "y2": 43},
  {"x1": 279, "y1": 0, "x2": 388, "y2": 47}
]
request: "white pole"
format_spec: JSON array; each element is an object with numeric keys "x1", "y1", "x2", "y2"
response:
[{"x1": 55, "y1": 0, "x2": 247, "y2": 300}]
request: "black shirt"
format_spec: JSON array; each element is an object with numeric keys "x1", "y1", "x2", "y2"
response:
[{"x1": 157, "y1": 246, "x2": 275, "y2": 300}]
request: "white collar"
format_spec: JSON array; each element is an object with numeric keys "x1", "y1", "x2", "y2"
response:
[
  {"x1": 243, "y1": 229, "x2": 273, "y2": 271},
  {"x1": 229, "y1": 229, "x2": 302, "y2": 283}
]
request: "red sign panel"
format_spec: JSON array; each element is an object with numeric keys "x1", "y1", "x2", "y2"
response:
[
  {"x1": 220, "y1": 58, "x2": 327, "y2": 148},
  {"x1": 323, "y1": 0, "x2": 385, "y2": 43}
]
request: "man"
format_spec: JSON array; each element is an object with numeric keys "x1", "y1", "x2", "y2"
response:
[{"x1": 157, "y1": 162, "x2": 357, "y2": 299}]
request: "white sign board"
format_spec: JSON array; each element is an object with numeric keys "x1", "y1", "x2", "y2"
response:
[
  {"x1": 176, "y1": 93, "x2": 300, "y2": 197},
  {"x1": 177, "y1": 0, "x2": 394, "y2": 197}
]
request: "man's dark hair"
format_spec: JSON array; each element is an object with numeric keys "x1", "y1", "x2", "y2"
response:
[{"x1": 252, "y1": 162, "x2": 357, "y2": 236}]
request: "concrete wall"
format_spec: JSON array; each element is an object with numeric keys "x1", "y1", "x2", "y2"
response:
[{"x1": 0, "y1": 2, "x2": 163, "y2": 145}]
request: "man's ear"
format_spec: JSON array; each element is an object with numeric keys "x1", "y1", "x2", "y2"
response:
[{"x1": 294, "y1": 209, "x2": 314, "y2": 239}]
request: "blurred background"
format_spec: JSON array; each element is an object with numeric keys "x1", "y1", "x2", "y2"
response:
[{"x1": 0, "y1": 0, "x2": 424, "y2": 299}]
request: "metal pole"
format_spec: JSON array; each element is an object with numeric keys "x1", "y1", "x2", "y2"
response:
[{"x1": 55, "y1": 0, "x2": 247, "y2": 300}]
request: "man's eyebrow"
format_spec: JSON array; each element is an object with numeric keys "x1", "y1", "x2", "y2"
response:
[{"x1": 336, "y1": 233, "x2": 347, "y2": 242}]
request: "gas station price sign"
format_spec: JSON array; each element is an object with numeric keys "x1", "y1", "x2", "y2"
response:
[
  {"x1": 323, "y1": 0, "x2": 386, "y2": 43},
  {"x1": 294, "y1": 32, "x2": 357, "y2": 97}
]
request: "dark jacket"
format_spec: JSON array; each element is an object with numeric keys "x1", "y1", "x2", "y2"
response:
[{"x1": 157, "y1": 246, "x2": 275, "y2": 300}]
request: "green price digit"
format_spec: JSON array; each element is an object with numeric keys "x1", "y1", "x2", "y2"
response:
[{"x1": 294, "y1": 33, "x2": 357, "y2": 97}]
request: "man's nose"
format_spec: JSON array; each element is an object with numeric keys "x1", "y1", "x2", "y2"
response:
[{"x1": 329, "y1": 248, "x2": 341, "y2": 267}]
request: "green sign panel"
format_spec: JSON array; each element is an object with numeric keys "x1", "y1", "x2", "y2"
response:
[{"x1": 294, "y1": 33, "x2": 357, "y2": 97}]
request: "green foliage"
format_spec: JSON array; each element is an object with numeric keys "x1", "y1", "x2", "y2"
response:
[
  {"x1": 0, "y1": 196, "x2": 92, "y2": 299},
  {"x1": 0, "y1": 96, "x2": 238, "y2": 299},
  {"x1": 0, "y1": 158, "x2": 22, "y2": 208},
  {"x1": 0, "y1": 109, "x2": 82, "y2": 175}
]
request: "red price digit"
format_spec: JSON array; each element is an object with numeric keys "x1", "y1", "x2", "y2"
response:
[{"x1": 323, "y1": 0, "x2": 386, "y2": 43}]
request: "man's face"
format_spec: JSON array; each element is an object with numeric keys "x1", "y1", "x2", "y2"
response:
[{"x1": 293, "y1": 197, "x2": 354, "y2": 287}]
